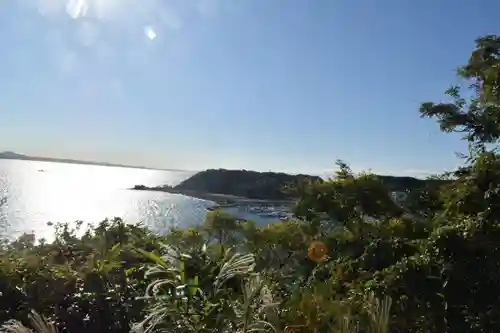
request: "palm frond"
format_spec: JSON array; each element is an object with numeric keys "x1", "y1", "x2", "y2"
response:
[
  {"x1": 215, "y1": 251, "x2": 255, "y2": 291},
  {"x1": 143, "y1": 259, "x2": 180, "y2": 298},
  {"x1": 245, "y1": 320, "x2": 277, "y2": 333},
  {"x1": 144, "y1": 264, "x2": 179, "y2": 279},
  {"x1": 237, "y1": 275, "x2": 278, "y2": 333},
  {"x1": 131, "y1": 302, "x2": 179, "y2": 333},
  {"x1": 28, "y1": 311, "x2": 57, "y2": 333},
  {"x1": 144, "y1": 278, "x2": 178, "y2": 297},
  {"x1": 244, "y1": 274, "x2": 264, "y2": 305}
]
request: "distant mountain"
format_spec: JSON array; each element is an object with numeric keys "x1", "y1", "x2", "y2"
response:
[
  {"x1": 0, "y1": 151, "x2": 26, "y2": 159},
  {"x1": 0, "y1": 151, "x2": 184, "y2": 171},
  {"x1": 375, "y1": 174, "x2": 448, "y2": 191}
]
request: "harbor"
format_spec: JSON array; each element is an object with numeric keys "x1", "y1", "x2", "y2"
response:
[{"x1": 212, "y1": 203, "x2": 296, "y2": 221}]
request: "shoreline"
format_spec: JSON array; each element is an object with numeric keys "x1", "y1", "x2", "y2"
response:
[
  {"x1": 0, "y1": 155, "x2": 190, "y2": 172},
  {"x1": 130, "y1": 186, "x2": 294, "y2": 208}
]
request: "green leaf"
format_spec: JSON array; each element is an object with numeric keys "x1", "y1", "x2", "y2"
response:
[
  {"x1": 189, "y1": 276, "x2": 199, "y2": 297},
  {"x1": 134, "y1": 248, "x2": 167, "y2": 267},
  {"x1": 179, "y1": 260, "x2": 185, "y2": 283},
  {"x1": 105, "y1": 243, "x2": 121, "y2": 262}
]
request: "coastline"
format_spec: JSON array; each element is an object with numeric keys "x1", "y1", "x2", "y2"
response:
[
  {"x1": 0, "y1": 154, "x2": 188, "y2": 172},
  {"x1": 130, "y1": 186, "x2": 293, "y2": 209}
]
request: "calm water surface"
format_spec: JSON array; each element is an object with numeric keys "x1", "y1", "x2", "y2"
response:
[{"x1": 0, "y1": 160, "x2": 267, "y2": 241}]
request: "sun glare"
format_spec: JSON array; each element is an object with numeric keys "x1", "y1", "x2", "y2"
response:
[
  {"x1": 66, "y1": 0, "x2": 88, "y2": 19},
  {"x1": 36, "y1": 0, "x2": 160, "y2": 41},
  {"x1": 144, "y1": 26, "x2": 157, "y2": 40},
  {"x1": 37, "y1": 0, "x2": 122, "y2": 20}
]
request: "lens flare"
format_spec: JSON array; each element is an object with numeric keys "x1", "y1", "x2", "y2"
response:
[
  {"x1": 144, "y1": 26, "x2": 157, "y2": 40},
  {"x1": 307, "y1": 241, "x2": 328, "y2": 263}
]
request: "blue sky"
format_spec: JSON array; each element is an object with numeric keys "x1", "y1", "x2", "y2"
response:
[{"x1": 0, "y1": 0, "x2": 497, "y2": 176}]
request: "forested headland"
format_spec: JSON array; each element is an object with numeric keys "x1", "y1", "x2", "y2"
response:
[{"x1": 132, "y1": 167, "x2": 446, "y2": 204}]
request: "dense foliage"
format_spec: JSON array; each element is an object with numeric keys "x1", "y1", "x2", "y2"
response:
[
  {"x1": 3, "y1": 34, "x2": 500, "y2": 333},
  {"x1": 0, "y1": 219, "x2": 163, "y2": 333}
]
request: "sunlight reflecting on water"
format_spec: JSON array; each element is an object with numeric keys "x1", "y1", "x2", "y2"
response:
[
  {"x1": 0, "y1": 160, "x2": 281, "y2": 242},
  {"x1": 0, "y1": 160, "x2": 209, "y2": 241}
]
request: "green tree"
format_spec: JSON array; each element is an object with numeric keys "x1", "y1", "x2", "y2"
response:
[
  {"x1": 420, "y1": 35, "x2": 500, "y2": 149},
  {"x1": 294, "y1": 160, "x2": 405, "y2": 236},
  {"x1": 203, "y1": 210, "x2": 244, "y2": 248}
]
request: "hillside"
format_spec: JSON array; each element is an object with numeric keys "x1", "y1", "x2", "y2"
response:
[
  {"x1": 174, "y1": 169, "x2": 322, "y2": 200},
  {"x1": 133, "y1": 168, "x2": 448, "y2": 202},
  {"x1": 375, "y1": 174, "x2": 447, "y2": 190}
]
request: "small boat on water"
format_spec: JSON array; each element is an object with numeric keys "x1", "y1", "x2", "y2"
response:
[{"x1": 38, "y1": 169, "x2": 45, "y2": 172}]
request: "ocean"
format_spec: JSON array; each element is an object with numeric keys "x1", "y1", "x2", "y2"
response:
[{"x1": 0, "y1": 159, "x2": 274, "y2": 242}]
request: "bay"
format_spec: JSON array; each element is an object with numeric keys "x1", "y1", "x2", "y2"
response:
[{"x1": 0, "y1": 159, "x2": 274, "y2": 241}]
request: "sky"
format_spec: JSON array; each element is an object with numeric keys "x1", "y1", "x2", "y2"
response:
[{"x1": 0, "y1": 0, "x2": 498, "y2": 176}]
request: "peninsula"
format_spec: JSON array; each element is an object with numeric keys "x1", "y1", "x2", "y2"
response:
[
  {"x1": 0, "y1": 151, "x2": 184, "y2": 172},
  {"x1": 132, "y1": 169, "x2": 320, "y2": 206},
  {"x1": 131, "y1": 168, "x2": 445, "y2": 206}
]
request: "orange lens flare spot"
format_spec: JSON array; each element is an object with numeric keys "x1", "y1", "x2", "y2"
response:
[{"x1": 307, "y1": 241, "x2": 328, "y2": 263}]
